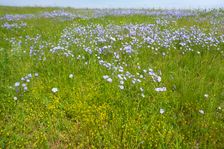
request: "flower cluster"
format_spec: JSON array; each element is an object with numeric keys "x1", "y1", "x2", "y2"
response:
[{"x1": 13, "y1": 73, "x2": 38, "y2": 100}]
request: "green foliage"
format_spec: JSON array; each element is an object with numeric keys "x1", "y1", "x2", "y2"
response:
[{"x1": 0, "y1": 6, "x2": 224, "y2": 148}]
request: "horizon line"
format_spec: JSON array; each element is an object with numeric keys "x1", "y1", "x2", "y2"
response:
[{"x1": 1, "y1": 5, "x2": 224, "y2": 10}]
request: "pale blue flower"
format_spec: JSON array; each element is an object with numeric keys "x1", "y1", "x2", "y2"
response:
[
  {"x1": 15, "y1": 82, "x2": 20, "y2": 87},
  {"x1": 155, "y1": 87, "x2": 167, "y2": 92},
  {"x1": 27, "y1": 73, "x2": 32, "y2": 78},
  {"x1": 24, "y1": 86, "x2": 28, "y2": 91},
  {"x1": 107, "y1": 78, "x2": 112, "y2": 83},
  {"x1": 103, "y1": 75, "x2": 109, "y2": 79}
]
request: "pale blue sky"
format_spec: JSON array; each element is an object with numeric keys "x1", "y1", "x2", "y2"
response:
[{"x1": 0, "y1": 0, "x2": 224, "y2": 9}]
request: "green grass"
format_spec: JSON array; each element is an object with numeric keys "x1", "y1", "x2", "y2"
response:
[
  {"x1": 0, "y1": 6, "x2": 57, "y2": 15},
  {"x1": 0, "y1": 6, "x2": 224, "y2": 148}
]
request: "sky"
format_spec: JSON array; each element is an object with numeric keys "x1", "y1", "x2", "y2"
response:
[{"x1": 0, "y1": 0, "x2": 224, "y2": 9}]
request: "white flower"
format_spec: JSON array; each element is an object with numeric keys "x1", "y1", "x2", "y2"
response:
[
  {"x1": 132, "y1": 79, "x2": 136, "y2": 84},
  {"x1": 110, "y1": 37, "x2": 116, "y2": 41},
  {"x1": 140, "y1": 87, "x2": 144, "y2": 92},
  {"x1": 22, "y1": 83, "x2": 26, "y2": 87},
  {"x1": 137, "y1": 79, "x2": 141, "y2": 83},
  {"x1": 155, "y1": 87, "x2": 167, "y2": 92},
  {"x1": 119, "y1": 69, "x2": 124, "y2": 72},
  {"x1": 13, "y1": 96, "x2": 18, "y2": 100},
  {"x1": 69, "y1": 74, "x2": 74, "y2": 79},
  {"x1": 119, "y1": 85, "x2": 124, "y2": 90},
  {"x1": 24, "y1": 86, "x2": 28, "y2": 91},
  {"x1": 26, "y1": 79, "x2": 30, "y2": 83},
  {"x1": 15, "y1": 82, "x2": 20, "y2": 87},
  {"x1": 141, "y1": 93, "x2": 145, "y2": 98},
  {"x1": 107, "y1": 78, "x2": 112, "y2": 83},
  {"x1": 218, "y1": 107, "x2": 221, "y2": 110},
  {"x1": 160, "y1": 108, "x2": 165, "y2": 114},
  {"x1": 204, "y1": 94, "x2": 209, "y2": 98},
  {"x1": 120, "y1": 80, "x2": 124, "y2": 85},
  {"x1": 199, "y1": 110, "x2": 205, "y2": 115},
  {"x1": 52, "y1": 87, "x2": 58, "y2": 93},
  {"x1": 35, "y1": 73, "x2": 39, "y2": 77}
]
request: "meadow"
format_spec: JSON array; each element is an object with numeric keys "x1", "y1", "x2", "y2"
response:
[{"x1": 0, "y1": 6, "x2": 224, "y2": 148}]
